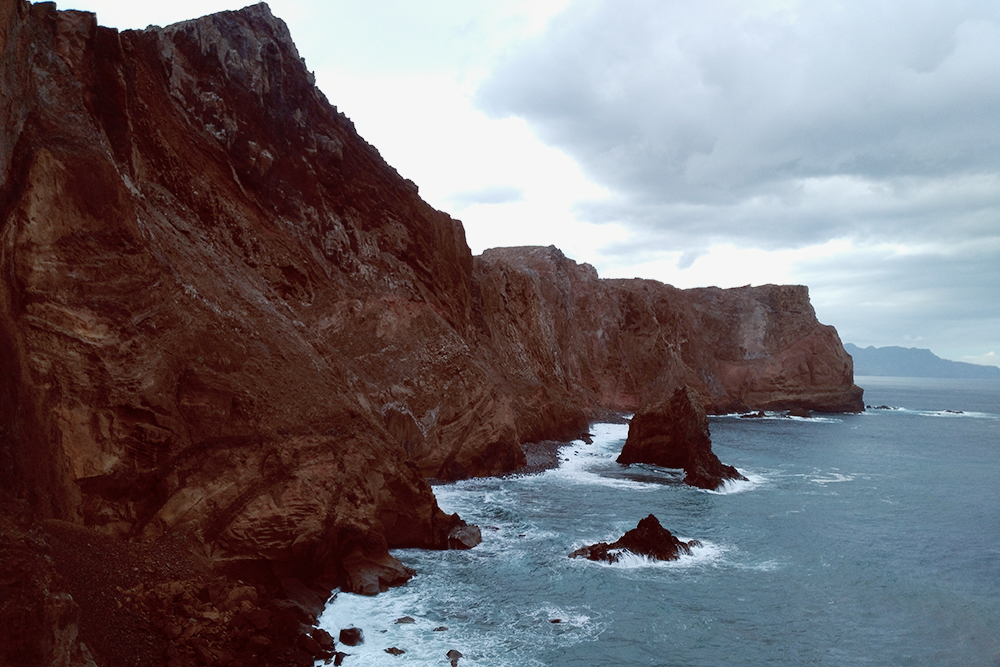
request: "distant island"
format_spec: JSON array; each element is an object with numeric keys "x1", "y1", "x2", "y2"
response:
[{"x1": 845, "y1": 344, "x2": 1000, "y2": 379}]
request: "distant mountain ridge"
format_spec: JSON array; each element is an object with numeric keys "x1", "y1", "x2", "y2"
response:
[{"x1": 845, "y1": 344, "x2": 1000, "y2": 379}]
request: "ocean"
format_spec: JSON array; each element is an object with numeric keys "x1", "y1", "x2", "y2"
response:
[{"x1": 317, "y1": 377, "x2": 1000, "y2": 666}]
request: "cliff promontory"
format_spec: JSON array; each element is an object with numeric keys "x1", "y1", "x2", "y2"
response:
[{"x1": 0, "y1": 2, "x2": 861, "y2": 665}]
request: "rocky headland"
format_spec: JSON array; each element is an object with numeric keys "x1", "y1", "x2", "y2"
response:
[{"x1": 0, "y1": 2, "x2": 861, "y2": 665}]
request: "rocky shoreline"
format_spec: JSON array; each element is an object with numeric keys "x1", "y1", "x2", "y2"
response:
[{"x1": 0, "y1": 2, "x2": 862, "y2": 665}]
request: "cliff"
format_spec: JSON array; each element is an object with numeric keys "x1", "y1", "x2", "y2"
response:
[
  {"x1": 0, "y1": 2, "x2": 861, "y2": 665},
  {"x1": 473, "y1": 246, "x2": 862, "y2": 423}
]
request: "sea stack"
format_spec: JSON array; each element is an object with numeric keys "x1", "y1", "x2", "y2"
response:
[
  {"x1": 617, "y1": 386, "x2": 747, "y2": 490},
  {"x1": 569, "y1": 514, "x2": 699, "y2": 563}
]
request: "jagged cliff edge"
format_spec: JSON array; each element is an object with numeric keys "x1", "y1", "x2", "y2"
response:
[{"x1": 0, "y1": 1, "x2": 862, "y2": 664}]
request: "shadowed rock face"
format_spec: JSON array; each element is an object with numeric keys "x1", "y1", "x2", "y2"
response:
[
  {"x1": 0, "y1": 1, "x2": 862, "y2": 663},
  {"x1": 617, "y1": 386, "x2": 747, "y2": 490}
]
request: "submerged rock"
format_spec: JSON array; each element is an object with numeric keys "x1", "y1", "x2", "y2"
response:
[
  {"x1": 617, "y1": 387, "x2": 747, "y2": 490},
  {"x1": 569, "y1": 515, "x2": 697, "y2": 563}
]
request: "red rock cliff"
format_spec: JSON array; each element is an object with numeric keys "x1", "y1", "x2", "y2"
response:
[
  {"x1": 0, "y1": 1, "x2": 861, "y2": 664},
  {"x1": 1, "y1": 0, "x2": 492, "y2": 564},
  {"x1": 472, "y1": 246, "x2": 862, "y2": 429}
]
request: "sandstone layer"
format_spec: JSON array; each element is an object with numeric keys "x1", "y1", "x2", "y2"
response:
[{"x1": 1, "y1": 2, "x2": 861, "y2": 665}]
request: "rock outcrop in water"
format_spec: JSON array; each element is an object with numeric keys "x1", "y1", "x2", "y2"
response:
[
  {"x1": 569, "y1": 514, "x2": 698, "y2": 563},
  {"x1": 0, "y1": 1, "x2": 861, "y2": 664},
  {"x1": 617, "y1": 386, "x2": 747, "y2": 490}
]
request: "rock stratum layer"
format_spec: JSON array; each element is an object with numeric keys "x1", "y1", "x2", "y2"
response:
[{"x1": 0, "y1": 2, "x2": 862, "y2": 665}]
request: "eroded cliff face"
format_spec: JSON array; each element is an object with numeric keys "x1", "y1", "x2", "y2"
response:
[
  {"x1": 0, "y1": 0, "x2": 478, "y2": 599},
  {"x1": 472, "y1": 246, "x2": 862, "y2": 426},
  {"x1": 0, "y1": 1, "x2": 861, "y2": 663}
]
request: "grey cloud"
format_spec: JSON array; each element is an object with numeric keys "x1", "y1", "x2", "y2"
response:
[
  {"x1": 475, "y1": 0, "x2": 1000, "y2": 361},
  {"x1": 477, "y1": 0, "x2": 1000, "y2": 247},
  {"x1": 677, "y1": 248, "x2": 706, "y2": 269},
  {"x1": 587, "y1": 172, "x2": 999, "y2": 255},
  {"x1": 798, "y1": 241, "x2": 1000, "y2": 360}
]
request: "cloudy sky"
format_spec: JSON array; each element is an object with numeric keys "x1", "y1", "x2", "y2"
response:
[{"x1": 57, "y1": 0, "x2": 1000, "y2": 367}]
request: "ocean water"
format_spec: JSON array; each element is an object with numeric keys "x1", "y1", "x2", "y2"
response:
[{"x1": 317, "y1": 377, "x2": 1000, "y2": 666}]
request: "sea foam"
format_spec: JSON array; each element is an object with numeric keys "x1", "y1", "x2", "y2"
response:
[
  {"x1": 703, "y1": 471, "x2": 766, "y2": 495},
  {"x1": 567, "y1": 539, "x2": 727, "y2": 570}
]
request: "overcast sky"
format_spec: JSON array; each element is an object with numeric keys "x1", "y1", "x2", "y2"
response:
[{"x1": 55, "y1": 0, "x2": 1000, "y2": 367}]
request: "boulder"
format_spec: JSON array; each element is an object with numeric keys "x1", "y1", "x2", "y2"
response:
[
  {"x1": 447, "y1": 523, "x2": 483, "y2": 550},
  {"x1": 617, "y1": 387, "x2": 747, "y2": 490},
  {"x1": 569, "y1": 515, "x2": 697, "y2": 563},
  {"x1": 312, "y1": 628, "x2": 336, "y2": 653},
  {"x1": 338, "y1": 627, "x2": 363, "y2": 647},
  {"x1": 341, "y1": 548, "x2": 415, "y2": 596}
]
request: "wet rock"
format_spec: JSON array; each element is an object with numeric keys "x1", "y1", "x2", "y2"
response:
[
  {"x1": 279, "y1": 578, "x2": 328, "y2": 621},
  {"x1": 447, "y1": 649, "x2": 464, "y2": 666},
  {"x1": 569, "y1": 514, "x2": 697, "y2": 563},
  {"x1": 296, "y1": 632, "x2": 323, "y2": 658},
  {"x1": 395, "y1": 616, "x2": 416, "y2": 624},
  {"x1": 385, "y1": 647, "x2": 406, "y2": 655},
  {"x1": 447, "y1": 523, "x2": 483, "y2": 550},
  {"x1": 312, "y1": 627, "x2": 336, "y2": 653},
  {"x1": 339, "y1": 627, "x2": 364, "y2": 647},
  {"x1": 342, "y1": 548, "x2": 415, "y2": 596}
]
